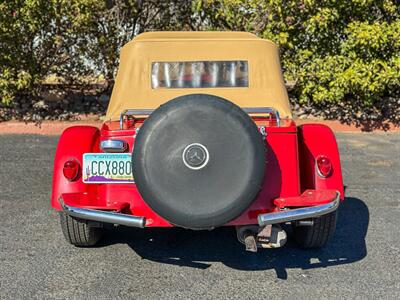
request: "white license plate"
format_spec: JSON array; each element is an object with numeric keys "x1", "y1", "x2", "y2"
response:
[{"x1": 82, "y1": 153, "x2": 134, "y2": 184}]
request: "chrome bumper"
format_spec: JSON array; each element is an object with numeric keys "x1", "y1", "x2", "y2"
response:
[
  {"x1": 258, "y1": 192, "x2": 340, "y2": 226},
  {"x1": 60, "y1": 199, "x2": 146, "y2": 228}
]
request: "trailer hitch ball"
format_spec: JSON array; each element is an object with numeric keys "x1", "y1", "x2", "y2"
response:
[
  {"x1": 257, "y1": 225, "x2": 287, "y2": 249},
  {"x1": 236, "y1": 225, "x2": 287, "y2": 252}
]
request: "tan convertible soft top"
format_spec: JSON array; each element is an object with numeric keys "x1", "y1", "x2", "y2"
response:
[{"x1": 106, "y1": 31, "x2": 292, "y2": 120}]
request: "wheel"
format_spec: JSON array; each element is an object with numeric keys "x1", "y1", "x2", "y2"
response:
[
  {"x1": 59, "y1": 212, "x2": 103, "y2": 246},
  {"x1": 132, "y1": 94, "x2": 266, "y2": 229},
  {"x1": 293, "y1": 211, "x2": 337, "y2": 248}
]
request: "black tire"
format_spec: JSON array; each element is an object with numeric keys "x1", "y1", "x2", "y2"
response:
[
  {"x1": 133, "y1": 94, "x2": 266, "y2": 230},
  {"x1": 59, "y1": 212, "x2": 103, "y2": 246},
  {"x1": 293, "y1": 211, "x2": 337, "y2": 248}
]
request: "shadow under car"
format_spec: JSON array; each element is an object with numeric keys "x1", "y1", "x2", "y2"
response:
[{"x1": 95, "y1": 196, "x2": 368, "y2": 279}]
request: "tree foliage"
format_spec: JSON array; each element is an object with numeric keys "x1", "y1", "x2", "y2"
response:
[
  {"x1": 1, "y1": 0, "x2": 399, "y2": 124},
  {"x1": 0, "y1": 0, "x2": 193, "y2": 103},
  {"x1": 194, "y1": 0, "x2": 400, "y2": 120}
]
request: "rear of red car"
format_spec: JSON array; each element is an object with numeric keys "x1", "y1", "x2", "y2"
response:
[
  {"x1": 51, "y1": 97, "x2": 343, "y2": 251},
  {"x1": 51, "y1": 32, "x2": 344, "y2": 252}
]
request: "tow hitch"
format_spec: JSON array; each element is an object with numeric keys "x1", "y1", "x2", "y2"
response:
[{"x1": 236, "y1": 225, "x2": 287, "y2": 252}]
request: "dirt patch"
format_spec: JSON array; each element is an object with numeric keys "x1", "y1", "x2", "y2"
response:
[
  {"x1": 0, "y1": 119, "x2": 101, "y2": 135},
  {"x1": 294, "y1": 119, "x2": 399, "y2": 133}
]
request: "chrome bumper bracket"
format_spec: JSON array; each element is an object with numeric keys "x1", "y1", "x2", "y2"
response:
[
  {"x1": 60, "y1": 199, "x2": 146, "y2": 228},
  {"x1": 258, "y1": 192, "x2": 340, "y2": 227}
]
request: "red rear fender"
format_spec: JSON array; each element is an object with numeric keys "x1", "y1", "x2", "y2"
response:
[
  {"x1": 51, "y1": 126, "x2": 100, "y2": 210},
  {"x1": 298, "y1": 124, "x2": 345, "y2": 200}
]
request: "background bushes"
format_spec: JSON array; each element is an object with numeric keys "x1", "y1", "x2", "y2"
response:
[{"x1": 1, "y1": 0, "x2": 399, "y2": 128}]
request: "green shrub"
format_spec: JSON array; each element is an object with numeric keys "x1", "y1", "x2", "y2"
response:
[
  {"x1": 0, "y1": 0, "x2": 193, "y2": 105},
  {"x1": 194, "y1": 0, "x2": 400, "y2": 121},
  {"x1": 0, "y1": 0, "x2": 90, "y2": 104}
]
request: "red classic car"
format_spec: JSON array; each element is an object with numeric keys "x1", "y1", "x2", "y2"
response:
[{"x1": 51, "y1": 32, "x2": 344, "y2": 252}]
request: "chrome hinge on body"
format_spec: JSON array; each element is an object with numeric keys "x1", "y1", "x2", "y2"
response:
[
  {"x1": 258, "y1": 125, "x2": 267, "y2": 140},
  {"x1": 133, "y1": 127, "x2": 140, "y2": 138}
]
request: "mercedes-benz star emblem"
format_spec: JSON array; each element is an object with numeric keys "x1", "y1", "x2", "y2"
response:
[{"x1": 182, "y1": 143, "x2": 209, "y2": 170}]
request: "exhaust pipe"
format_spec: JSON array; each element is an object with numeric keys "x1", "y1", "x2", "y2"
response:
[{"x1": 60, "y1": 199, "x2": 146, "y2": 228}]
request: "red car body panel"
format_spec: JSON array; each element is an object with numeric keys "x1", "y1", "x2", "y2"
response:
[
  {"x1": 51, "y1": 119, "x2": 344, "y2": 227},
  {"x1": 298, "y1": 124, "x2": 345, "y2": 200},
  {"x1": 51, "y1": 126, "x2": 100, "y2": 211}
]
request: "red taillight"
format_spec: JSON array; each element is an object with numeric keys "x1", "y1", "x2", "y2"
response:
[
  {"x1": 63, "y1": 160, "x2": 80, "y2": 181},
  {"x1": 316, "y1": 155, "x2": 332, "y2": 178}
]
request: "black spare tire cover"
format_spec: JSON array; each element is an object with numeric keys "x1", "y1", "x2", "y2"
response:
[{"x1": 132, "y1": 94, "x2": 265, "y2": 229}]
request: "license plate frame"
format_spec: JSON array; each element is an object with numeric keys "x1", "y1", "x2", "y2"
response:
[{"x1": 82, "y1": 153, "x2": 134, "y2": 184}]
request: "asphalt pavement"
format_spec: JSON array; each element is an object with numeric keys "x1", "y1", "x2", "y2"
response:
[{"x1": 0, "y1": 133, "x2": 399, "y2": 299}]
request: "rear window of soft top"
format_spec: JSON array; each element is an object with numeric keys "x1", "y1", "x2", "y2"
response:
[{"x1": 151, "y1": 61, "x2": 248, "y2": 89}]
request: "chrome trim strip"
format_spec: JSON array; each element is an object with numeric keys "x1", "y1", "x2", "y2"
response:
[
  {"x1": 120, "y1": 109, "x2": 156, "y2": 129},
  {"x1": 100, "y1": 140, "x2": 127, "y2": 153},
  {"x1": 242, "y1": 107, "x2": 281, "y2": 127},
  {"x1": 257, "y1": 192, "x2": 340, "y2": 226},
  {"x1": 60, "y1": 199, "x2": 146, "y2": 228},
  {"x1": 120, "y1": 107, "x2": 281, "y2": 129}
]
